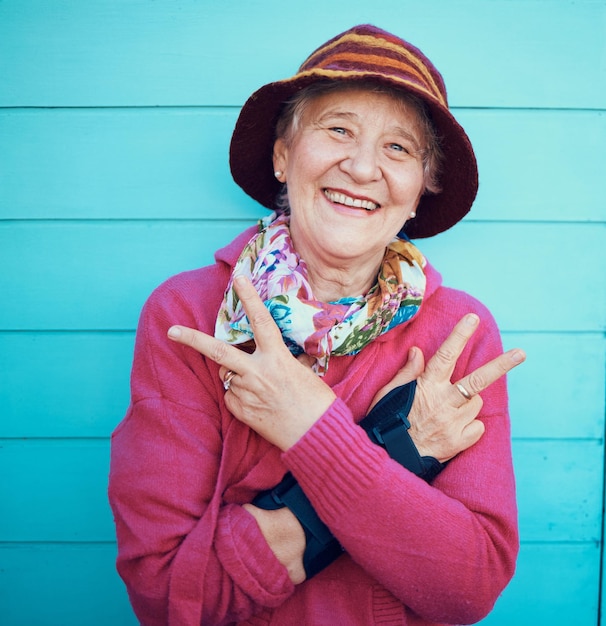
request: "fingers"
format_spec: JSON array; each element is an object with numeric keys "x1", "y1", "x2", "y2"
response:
[
  {"x1": 368, "y1": 346, "x2": 425, "y2": 411},
  {"x1": 388, "y1": 346, "x2": 425, "y2": 388},
  {"x1": 456, "y1": 348, "x2": 526, "y2": 398},
  {"x1": 440, "y1": 417, "x2": 485, "y2": 462},
  {"x1": 167, "y1": 324, "x2": 248, "y2": 373},
  {"x1": 403, "y1": 347, "x2": 425, "y2": 380},
  {"x1": 232, "y1": 275, "x2": 284, "y2": 349},
  {"x1": 423, "y1": 313, "x2": 526, "y2": 401},
  {"x1": 423, "y1": 314, "x2": 479, "y2": 383},
  {"x1": 167, "y1": 276, "x2": 287, "y2": 373}
]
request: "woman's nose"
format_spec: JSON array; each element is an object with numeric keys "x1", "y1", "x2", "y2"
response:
[{"x1": 340, "y1": 144, "x2": 381, "y2": 182}]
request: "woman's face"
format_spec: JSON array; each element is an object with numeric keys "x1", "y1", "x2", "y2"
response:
[{"x1": 273, "y1": 88, "x2": 426, "y2": 273}]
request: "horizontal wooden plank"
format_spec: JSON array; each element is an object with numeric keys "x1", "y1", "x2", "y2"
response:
[
  {"x1": 0, "y1": 332, "x2": 602, "y2": 440},
  {"x1": 1, "y1": 108, "x2": 604, "y2": 221},
  {"x1": 1, "y1": 441, "x2": 114, "y2": 542},
  {"x1": 513, "y1": 440, "x2": 603, "y2": 542},
  {"x1": 504, "y1": 332, "x2": 606, "y2": 440},
  {"x1": 421, "y1": 222, "x2": 606, "y2": 332},
  {"x1": 0, "y1": 108, "x2": 254, "y2": 220},
  {"x1": 479, "y1": 542, "x2": 600, "y2": 625},
  {"x1": 1, "y1": 439, "x2": 601, "y2": 542},
  {"x1": 0, "y1": 541, "x2": 597, "y2": 626},
  {"x1": 0, "y1": 543, "x2": 137, "y2": 626},
  {"x1": 1, "y1": 0, "x2": 604, "y2": 108},
  {"x1": 460, "y1": 109, "x2": 606, "y2": 222},
  {"x1": 1, "y1": 221, "x2": 603, "y2": 332},
  {"x1": 0, "y1": 332, "x2": 134, "y2": 438},
  {"x1": 0, "y1": 220, "x2": 252, "y2": 330}
]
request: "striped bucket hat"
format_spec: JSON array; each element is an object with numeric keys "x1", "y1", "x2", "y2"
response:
[{"x1": 229, "y1": 24, "x2": 478, "y2": 239}]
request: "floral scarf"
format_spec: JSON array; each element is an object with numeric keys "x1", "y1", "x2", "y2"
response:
[{"x1": 215, "y1": 213, "x2": 426, "y2": 375}]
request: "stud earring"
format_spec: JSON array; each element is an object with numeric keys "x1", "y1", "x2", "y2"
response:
[
  {"x1": 274, "y1": 170, "x2": 283, "y2": 179},
  {"x1": 409, "y1": 211, "x2": 416, "y2": 219}
]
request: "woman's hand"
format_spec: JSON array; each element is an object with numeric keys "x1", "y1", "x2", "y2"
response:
[
  {"x1": 167, "y1": 276, "x2": 336, "y2": 451},
  {"x1": 242, "y1": 503, "x2": 307, "y2": 585},
  {"x1": 370, "y1": 314, "x2": 526, "y2": 463}
]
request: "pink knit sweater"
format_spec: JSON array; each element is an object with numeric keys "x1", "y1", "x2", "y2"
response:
[{"x1": 108, "y1": 227, "x2": 518, "y2": 626}]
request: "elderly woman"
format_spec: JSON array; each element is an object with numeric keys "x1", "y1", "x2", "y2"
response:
[{"x1": 109, "y1": 25, "x2": 525, "y2": 626}]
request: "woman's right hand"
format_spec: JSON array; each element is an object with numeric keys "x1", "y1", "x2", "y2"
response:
[
  {"x1": 242, "y1": 503, "x2": 307, "y2": 585},
  {"x1": 370, "y1": 314, "x2": 525, "y2": 463}
]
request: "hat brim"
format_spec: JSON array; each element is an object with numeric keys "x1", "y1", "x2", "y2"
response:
[{"x1": 229, "y1": 72, "x2": 477, "y2": 239}]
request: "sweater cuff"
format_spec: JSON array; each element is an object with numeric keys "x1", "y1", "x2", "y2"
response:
[
  {"x1": 282, "y1": 398, "x2": 388, "y2": 525},
  {"x1": 215, "y1": 504, "x2": 294, "y2": 605}
]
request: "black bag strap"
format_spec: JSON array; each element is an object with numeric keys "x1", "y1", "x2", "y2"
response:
[
  {"x1": 361, "y1": 381, "x2": 444, "y2": 482},
  {"x1": 252, "y1": 381, "x2": 444, "y2": 578},
  {"x1": 252, "y1": 473, "x2": 345, "y2": 577}
]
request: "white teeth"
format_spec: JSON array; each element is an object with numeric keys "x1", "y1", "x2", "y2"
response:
[{"x1": 324, "y1": 189, "x2": 379, "y2": 211}]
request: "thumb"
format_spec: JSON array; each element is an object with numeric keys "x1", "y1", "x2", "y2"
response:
[
  {"x1": 399, "y1": 346, "x2": 425, "y2": 381},
  {"x1": 369, "y1": 347, "x2": 425, "y2": 410}
]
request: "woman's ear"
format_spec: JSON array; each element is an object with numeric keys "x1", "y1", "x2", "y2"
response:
[{"x1": 273, "y1": 138, "x2": 288, "y2": 182}]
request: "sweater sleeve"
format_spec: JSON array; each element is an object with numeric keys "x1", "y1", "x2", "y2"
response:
[
  {"x1": 108, "y1": 276, "x2": 294, "y2": 626},
  {"x1": 282, "y1": 303, "x2": 518, "y2": 625}
]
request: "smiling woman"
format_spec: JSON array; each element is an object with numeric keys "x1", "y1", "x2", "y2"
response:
[
  {"x1": 108, "y1": 24, "x2": 526, "y2": 626},
  {"x1": 274, "y1": 80, "x2": 444, "y2": 200},
  {"x1": 273, "y1": 89, "x2": 427, "y2": 300}
]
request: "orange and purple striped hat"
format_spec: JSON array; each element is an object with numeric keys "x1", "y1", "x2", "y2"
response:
[{"x1": 230, "y1": 24, "x2": 478, "y2": 239}]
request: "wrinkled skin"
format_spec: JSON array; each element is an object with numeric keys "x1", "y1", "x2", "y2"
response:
[{"x1": 168, "y1": 276, "x2": 525, "y2": 583}]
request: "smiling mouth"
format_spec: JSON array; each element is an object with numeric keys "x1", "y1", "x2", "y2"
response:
[{"x1": 323, "y1": 189, "x2": 380, "y2": 211}]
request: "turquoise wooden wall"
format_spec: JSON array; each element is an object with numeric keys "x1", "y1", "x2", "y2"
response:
[{"x1": 1, "y1": 1, "x2": 605, "y2": 624}]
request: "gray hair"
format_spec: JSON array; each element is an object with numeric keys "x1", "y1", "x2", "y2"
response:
[{"x1": 274, "y1": 80, "x2": 443, "y2": 212}]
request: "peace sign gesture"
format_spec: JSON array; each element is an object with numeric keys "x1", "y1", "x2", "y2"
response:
[
  {"x1": 168, "y1": 276, "x2": 336, "y2": 451},
  {"x1": 370, "y1": 314, "x2": 526, "y2": 462},
  {"x1": 168, "y1": 276, "x2": 525, "y2": 462}
]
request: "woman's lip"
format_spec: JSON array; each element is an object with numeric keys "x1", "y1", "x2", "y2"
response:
[{"x1": 323, "y1": 188, "x2": 381, "y2": 211}]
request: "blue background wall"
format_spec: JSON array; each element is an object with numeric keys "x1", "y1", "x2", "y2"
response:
[{"x1": 1, "y1": 1, "x2": 605, "y2": 624}]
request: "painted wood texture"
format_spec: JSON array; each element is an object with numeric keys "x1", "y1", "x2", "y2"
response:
[
  {"x1": 1, "y1": 221, "x2": 604, "y2": 331},
  {"x1": 2, "y1": 109, "x2": 604, "y2": 222},
  {"x1": 2, "y1": 0, "x2": 605, "y2": 109},
  {"x1": 1, "y1": 439, "x2": 602, "y2": 544},
  {"x1": 1, "y1": 1, "x2": 604, "y2": 625},
  {"x1": 2, "y1": 331, "x2": 603, "y2": 440},
  {"x1": 0, "y1": 543, "x2": 598, "y2": 626}
]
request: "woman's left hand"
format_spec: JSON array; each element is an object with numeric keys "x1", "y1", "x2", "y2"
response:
[
  {"x1": 370, "y1": 314, "x2": 525, "y2": 463},
  {"x1": 167, "y1": 275, "x2": 336, "y2": 451}
]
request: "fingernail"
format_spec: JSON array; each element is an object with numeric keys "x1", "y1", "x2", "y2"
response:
[
  {"x1": 167, "y1": 326, "x2": 181, "y2": 339},
  {"x1": 465, "y1": 314, "x2": 479, "y2": 327},
  {"x1": 510, "y1": 349, "x2": 525, "y2": 363},
  {"x1": 408, "y1": 346, "x2": 417, "y2": 360}
]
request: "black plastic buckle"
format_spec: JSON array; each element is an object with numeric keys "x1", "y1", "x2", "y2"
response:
[
  {"x1": 252, "y1": 473, "x2": 343, "y2": 579},
  {"x1": 371, "y1": 411, "x2": 411, "y2": 447}
]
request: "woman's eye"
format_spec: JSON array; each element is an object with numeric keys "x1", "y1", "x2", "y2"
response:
[
  {"x1": 330, "y1": 127, "x2": 348, "y2": 136},
  {"x1": 389, "y1": 143, "x2": 409, "y2": 153}
]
